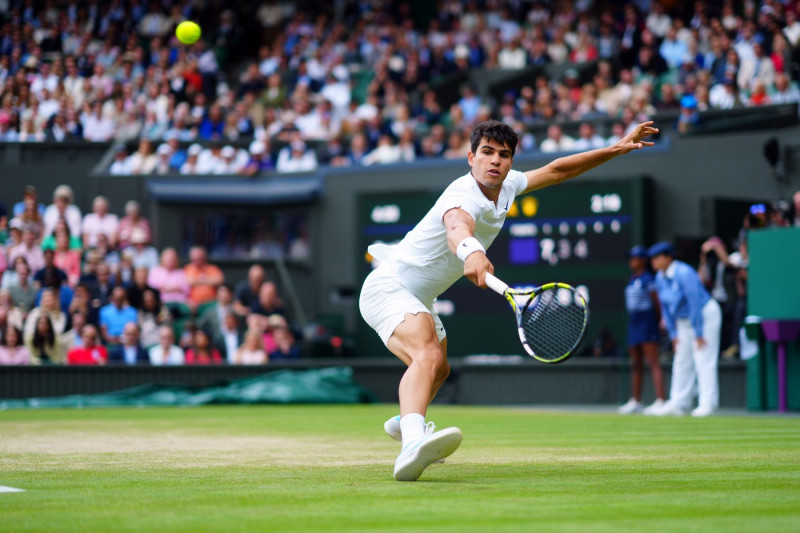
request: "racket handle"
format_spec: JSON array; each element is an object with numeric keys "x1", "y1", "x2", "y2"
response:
[{"x1": 484, "y1": 272, "x2": 509, "y2": 295}]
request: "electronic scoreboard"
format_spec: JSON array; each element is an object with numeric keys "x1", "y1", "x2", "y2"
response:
[{"x1": 356, "y1": 177, "x2": 654, "y2": 359}]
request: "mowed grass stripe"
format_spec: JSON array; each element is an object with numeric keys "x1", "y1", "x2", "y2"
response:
[{"x1": 1, "y1": 405, "x2": 799, "y2": 533}]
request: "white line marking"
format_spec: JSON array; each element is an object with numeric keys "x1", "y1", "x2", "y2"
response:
[{"x1": 0, "y1": 486, "x2": 25, "y2": 493}]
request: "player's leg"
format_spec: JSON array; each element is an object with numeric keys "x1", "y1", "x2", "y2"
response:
[
  {"x1": 384, "y1": 335, "x2": 448, "y2": 440},
  {"x1": 386, "y1": 313, "x2": 461, "y2": 481},
  {"x1": 387, "y1": 311, "x2": 450, "y2": 418}
]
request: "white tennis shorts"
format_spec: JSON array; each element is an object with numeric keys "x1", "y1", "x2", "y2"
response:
[{"x1": 359, "y1": 263, "x2": 446, "y2": 346}]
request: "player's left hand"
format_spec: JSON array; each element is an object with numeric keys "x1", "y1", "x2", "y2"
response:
[{"x1": 617, "y1": 121, "x2": 659, "y2": 153}]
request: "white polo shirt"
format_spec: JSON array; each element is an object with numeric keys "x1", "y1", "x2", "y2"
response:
[{"x1": 369, "y1": 170, "x2": 527, "y2": 303}]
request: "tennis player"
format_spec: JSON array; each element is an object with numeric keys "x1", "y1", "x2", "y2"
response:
[{"x1": 360, "y1": 120, "x2": 659, "y2": 481}]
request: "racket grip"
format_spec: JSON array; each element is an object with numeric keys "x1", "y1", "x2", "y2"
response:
[{"x1": 484, "y1": 272, "x2": 509, "y2": 295}]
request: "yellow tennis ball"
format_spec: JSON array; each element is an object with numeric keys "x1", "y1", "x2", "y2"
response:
[{"x1": 176, "y1": 21, "x2": 201, "y2": 45}]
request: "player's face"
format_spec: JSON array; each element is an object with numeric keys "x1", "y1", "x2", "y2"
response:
[{"x1": 468, "y1": 137, "x2": 513, "y2": 192}]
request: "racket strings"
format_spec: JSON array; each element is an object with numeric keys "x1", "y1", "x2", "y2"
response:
[{"x1": 521, "y1": 287, "x2": 587, "y2": 361}]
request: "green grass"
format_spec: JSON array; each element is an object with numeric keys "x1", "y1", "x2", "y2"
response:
[{"x1": 1, "y1": 405, "x2": 799, "y2": 532}]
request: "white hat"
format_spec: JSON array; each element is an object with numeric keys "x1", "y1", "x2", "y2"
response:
[
  {"x1": 249, "y1": 141, "x2": 266, "y2": 155},
  {"x1": 221, "y1": 145, "x2": 236, "y2": 158},
  {"x1": 188, "y1": 143, "x2": 203, "y2": 156},
  {"x1": 157, "y1": 143, "x2": 171, "y2": 155}
]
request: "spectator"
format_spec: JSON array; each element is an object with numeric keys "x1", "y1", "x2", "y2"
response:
[
  {"x1": 737, "y1": 42, "x2": 774, "y2": 92},
  {"x1": 8, "y1": 229, "x2": 45, "y2": 274},
  {"x1": 5, "y1": 257, "x2": 36, "y2": 317},
  {"x1": 137, "y1": 288, "x2": 172, "y2": 349},
  {"x1": 24, "y1": 314, "x2": 66, "y2": 365},
  {"x1": 52, "y1": 230, "x2": 82, "y2": 287},
  {"x1": 43, "y1": 185, "x2": 82, "y2": 238},
  {"x1": 62, "y1": 310, "x2": 87, "y2": 353},
  {"x1": 362, "y1": 134, "x2": 406, "y2": 166},
  {"x1": 33, "y1": 249, "x2": 68, "y2": 291},
  {"x1": 239, "y1": 140, "x2": 275, "y2": 177},
  {"x1": 539, "y1": 124, "x2": 576, "y2": 153},
  {"x1": 252, "y1": 281, "x2": 286, "y2": 320},
  {"x1": 148, "y1": 247, "x2": 190, "y2": 305},
  {"x1": 0, "y1": 324, "x2": 29, "y2": 365},
  {"x1": 0, "y1": 289, "x2": 23, "y2": 330},
  {"x1": 185, "y1": 328, "x2": 223, "y2": 365},
  {"x1": 82, "y1": 196, "x2": 119, "y2": 250},
  {"x1": 123, "y1": 229, "x2": 159, "y2": 270},
  {"x1": 66, "y1": 324, "x2": 108, "y2": 365},
  {"x1": 770, "y1": 72, "x2": 800, "y2": 105},
  {"x1": 677, "y1": 95, "x2": 702, "y2": 134},
  {"x1": 12, "y1": 186, "x2": 45, "y2": 219},
  {"x1": 215, "y1": 311, "x2": 244, "y2": 364},
  {"x1": 184, "y1": 245, "x2": 224, "y2": 308},
  {"x1": 148, "y1": 325, "x2": 185, "y2": 365},
  {"x1": 108, "y1": 322, "x2": 149, "y2": 366},
  {"x1": 233, "y1": 264, "x2": 266, "y2": 316},
  {"x1": 275, "y1": 138, "x2": 319, "y2": 173},
  {"x1": 214, "y1": 145, "x2": 243, "y2": 174},
  {"x1": 234, "y1": 327, "x2": 268, "y2": 365},
  {"x1": 197, "y1": 283, "x2": 235, "y2": 339},
  {"x1": 572, "y1": 123, "x2": 606, "y2": 150},
  {"x1": 709, "y1": 77, "x2": 743, "y2": 109},
  {"x1": 68, "y1": 284, "x2": 99, "y2": 328},
  {"x1": 41, "y1": 218, "x2": 83, "y2": 251},
  {"x1": 117, "y1": 200, "x2": 152, "y2": 250},
  {"x1": 82, "y1": 260, "x2": 116, "y2": 309},
  {"x1": 109, "y1": 145, "x2": 132, "y2": 175},
  {"x1": 126, "y1": 138, "x2": 158, "y2": 175},
  {"x1": 126, "y1": 266, "x2": 157, "y2": 311},
  {"x1": 99, "y1": 286, "x2": 138, "y2": 346},
  {"x1": 24, "y1": 287, "x2": 67, "y2": 340},
  {"x1": 268, "y1": 322, "x2": 301, "y2": 360},
  {"x1": 180, "y1": 143, "x2": 204, "y2": 174},
  {"x1": 647, "y1": 242, "x2": 721, "y2": 418}
]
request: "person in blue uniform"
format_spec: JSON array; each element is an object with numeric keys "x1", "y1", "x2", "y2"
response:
[
  {"x1": 618, "y1": 245, "x2": 665, "y2": 414},
  {"x1": 647, "y1": 241, "x2": 721, "y2": 417}
]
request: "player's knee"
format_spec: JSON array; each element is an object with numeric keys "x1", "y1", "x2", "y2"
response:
[
  {"x1": 435, "y1": 359, "x2": 451, "y2": 384},
  {"x1": 417, "y1": 349, "x2": 447, "y2": 379}
]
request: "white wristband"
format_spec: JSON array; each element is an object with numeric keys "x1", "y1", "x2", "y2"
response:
[{"x1": 456, "y1": 237, "x2": 485, "y2": 262}]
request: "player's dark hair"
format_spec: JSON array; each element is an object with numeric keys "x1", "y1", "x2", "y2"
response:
[{"x1": 470, "y1": 120, "x2": 518, "y2": 157}]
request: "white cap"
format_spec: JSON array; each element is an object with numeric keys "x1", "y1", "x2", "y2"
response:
[
  {"x1": 249, "y1": 141, "x2": 266, "y2": 155},
  {"x1": 157, "y1": 143, "x2": 171, "y2": 155},
  {"x1": 188, "y1": 143, "x2": 203, "y2": 156},
  {"x1": 221, "y1": 145, "x2": 236, "y2": 158}
]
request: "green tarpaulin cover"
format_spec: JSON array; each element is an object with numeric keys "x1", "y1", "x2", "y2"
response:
[{"x1": 0, "y1": 367, "x2": 375, "y2": 409}]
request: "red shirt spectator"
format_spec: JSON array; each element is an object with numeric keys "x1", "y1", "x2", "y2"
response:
[{"x1": 67, "y1": 324, "x2": 108, "y2": 365}]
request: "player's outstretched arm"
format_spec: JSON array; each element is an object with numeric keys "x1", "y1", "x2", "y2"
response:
[{"x1": 523, "y1": 121, "x2": 658, "y2": 193}]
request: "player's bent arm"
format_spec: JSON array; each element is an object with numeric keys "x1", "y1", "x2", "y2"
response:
[
  {"x1": 523, "y1": 121, "x2": 659, "y2": 193},
  {"x1": 443, "y1": 208, "x2": 494, "y2": 287}
]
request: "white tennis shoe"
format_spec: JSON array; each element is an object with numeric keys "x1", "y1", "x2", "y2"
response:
[
  {"x1": 617, "y1": 398, "x2": 643, "y2": 415},
  {"x1": 384, "y1": 415, "x2": 402, "y2": 441},
  {"x1": 393, "y1": 422, "x2": 462, "y2": 482},
  {"x1": 642, "y1": 399, "x2": 665, "y2": 415}
]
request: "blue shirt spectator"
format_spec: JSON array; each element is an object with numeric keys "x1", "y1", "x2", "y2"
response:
[{"x1": 99, "y1": 287, "x2": 138, "y2": 345}]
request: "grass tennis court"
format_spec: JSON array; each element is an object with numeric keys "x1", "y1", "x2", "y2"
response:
[{"x1": 2, "y1": 405, "x2": 799, "y2": 532}]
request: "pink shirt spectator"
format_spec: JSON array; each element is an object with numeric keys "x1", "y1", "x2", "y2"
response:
[
  {"x1": 0, "y1": 345, "x2": 30, "y2": 365},
  {"x1": 54, "y1": 249, "x2": 82, "y2": 286},
  {"x1": 0, "y1": 247, "x2": 6, "y2": 275},
  {"x1": 148, "y1": 265, "x2": 190, "y2": 304},
  {"x1": 8, "y1": 244, "x2": 45, "y2": 274},
  {"x1": 82, "y1": 212, "x2": 120, "y2": 248},
  {"x1": 117, "y1": 216, "x2": 152, "y2": 248}
]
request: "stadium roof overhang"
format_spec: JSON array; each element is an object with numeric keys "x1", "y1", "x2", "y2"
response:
[{"x1": 146, "y1": 175, "x2": 323, "y2": 205}]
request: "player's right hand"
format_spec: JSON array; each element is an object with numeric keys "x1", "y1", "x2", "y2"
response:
[{"x1": 463, "y1": 252, "x2": 494, "y2": 288}]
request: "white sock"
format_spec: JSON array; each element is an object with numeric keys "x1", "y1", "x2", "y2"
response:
[{"x1": 400, "y1": 413, "x2": 426, "y2": 448}]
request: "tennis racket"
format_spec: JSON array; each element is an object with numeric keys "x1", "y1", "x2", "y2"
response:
[{"x1": 484, "y1": 272, "x2": 589, "y2": 364}]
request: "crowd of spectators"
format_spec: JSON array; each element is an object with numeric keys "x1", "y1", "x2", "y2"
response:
[
  {"x1": 3, "y1": 1, "x2": 800, "y2": 176},
  {"x1": 0, "y1": 184, "x2": 301, "y2": 365}
]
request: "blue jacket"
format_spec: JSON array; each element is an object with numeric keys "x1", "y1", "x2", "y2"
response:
[{"x1": 654, "y1": 260, "x2": 712, "y2": 340}]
